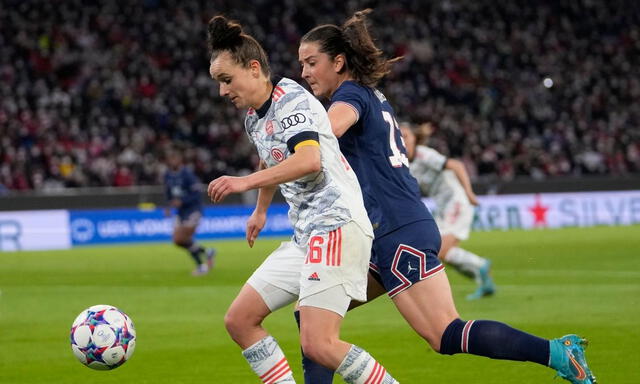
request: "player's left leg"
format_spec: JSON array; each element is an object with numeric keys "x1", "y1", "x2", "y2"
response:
[
  {"x1": 294, "y1": 272, "x2": 387, "y2": 384},
  {"x1": 298, "y1": 286, "x2": 399, "y2": 384},
  {"x1": 394, "y1": 272, "x2": 595, "y2": 383}
]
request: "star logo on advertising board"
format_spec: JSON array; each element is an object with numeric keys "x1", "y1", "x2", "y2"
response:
[{"x1": 528, "y1": 194, "x2": 550, "y2": 227}]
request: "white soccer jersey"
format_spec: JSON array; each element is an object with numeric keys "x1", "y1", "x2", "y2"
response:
[
  {"x1": 410, "y1": 145, "x2": 467, "y2": 209},
  {"x1": 244, "y1": 77, "x2": 373, "y2": 245}
]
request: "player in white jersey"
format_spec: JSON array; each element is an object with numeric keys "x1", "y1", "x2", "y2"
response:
[
  {"x1": 205, "y1": 15, "x2": 399, "y2": 384},
  {"x1": 401, "y1": 122, "x2": 496, "y2": 300}
]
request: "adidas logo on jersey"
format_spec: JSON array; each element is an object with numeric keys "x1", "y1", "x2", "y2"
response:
[{"x1": 307, "y1": 272, "x2": 320, "y2": 281}]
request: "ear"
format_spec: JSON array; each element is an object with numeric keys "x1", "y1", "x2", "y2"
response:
[
  {"x1": 249, "y1": 60, "x2": 262, "y2": 78},
  {"x1": 333, "y1": 53, "x2": 346, "y2": 73}
]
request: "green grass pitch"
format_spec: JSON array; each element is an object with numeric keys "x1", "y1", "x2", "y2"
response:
[{"x1": 1, "y1": 225, "x2": 639, "y2": 383}]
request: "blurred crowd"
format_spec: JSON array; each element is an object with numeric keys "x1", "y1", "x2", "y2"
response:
[{"x1": 1, "y1": 0, "x2": 638, "y2": 192}]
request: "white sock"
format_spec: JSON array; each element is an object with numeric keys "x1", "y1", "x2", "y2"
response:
[
  {"x1": 242, "y1": 335, "x2": 295, "y2": 384},
  {"x1": 444, "y1": 247, "x2": 487, "y2": 283},
  {"x1": 336, "y1": 345, "x2": 399, "y2": 384}
]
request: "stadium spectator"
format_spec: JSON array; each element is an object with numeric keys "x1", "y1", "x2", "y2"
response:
[{"x1": 0, "y1": 0, "x2": 638, "y2": 191}]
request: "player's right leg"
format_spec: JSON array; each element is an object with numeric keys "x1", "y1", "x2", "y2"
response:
[
  {"x1": 227, "y1": 241, "x2": 303, "y2": 383},
  {"x1": 224, "y1": 283, "x2": 273, "y2": 348},
  {"x1": 225, "y1": 283, "x2": 296, "y2": 384}
]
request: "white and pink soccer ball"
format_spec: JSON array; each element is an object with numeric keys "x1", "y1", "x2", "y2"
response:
[{"x1": 70, "y1": 304, "x2": 136, "y2": 370}]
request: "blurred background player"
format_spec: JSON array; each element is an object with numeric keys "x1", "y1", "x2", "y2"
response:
[
  {"x1": 401, "y1": 121, "x2": 496, "y2": 300},
  {"x1": 164, "y1": 149, "x2": 216, "y2": 276}
]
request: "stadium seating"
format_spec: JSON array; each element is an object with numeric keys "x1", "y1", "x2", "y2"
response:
[{"x1": 1, "y1": 0, "x2": 638, "y2": 191}]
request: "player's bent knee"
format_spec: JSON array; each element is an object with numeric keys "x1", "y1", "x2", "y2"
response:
[
  {"x1": 300, "y1": 334, "x2": 335, "y2": 368},
  {"x1": 223, "y1": 309, "x2": 257, "y2": 342},
  {"x1": 172, "y1": 236, "x2": 188, "y2": 247},
  {"x1": 413, "y1": 328, "x2": 443, "y2": 352}
]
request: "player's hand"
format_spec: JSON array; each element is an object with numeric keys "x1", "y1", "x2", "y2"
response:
[
  {"x1": 467, "y1": 192, "x2": 479, "y2": 206},
  {"x1": 207, "y1": 176, "x2": 250, "y2": 203},
  {"x1": 246, "y1": 210, "x2": 267, "y2": 248}
]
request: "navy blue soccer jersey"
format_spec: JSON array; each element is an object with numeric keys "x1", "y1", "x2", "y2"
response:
[
  {"x1": 331, "y1": 81, "x2": 433, "y2": 238},
  {"x1": 164, "y1": 167, "x2": 202, "y2": 217}
]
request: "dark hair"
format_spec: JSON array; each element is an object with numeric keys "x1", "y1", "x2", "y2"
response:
[
  {"x1": 207, "y1": 15, "x2": 270, "y2": 77},
  {"x1": 301, "y1": 9, "x2": 400, "y2": 87}
]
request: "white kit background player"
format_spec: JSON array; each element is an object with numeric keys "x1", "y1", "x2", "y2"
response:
[
  {"x1": 205, "y1": 15, "x2": 400, "y2": 384},
  {"x1": 401, "y1": 122, "x2": 496, "y2": 300}
]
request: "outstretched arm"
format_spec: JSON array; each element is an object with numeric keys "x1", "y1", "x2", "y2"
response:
[
  {"x1": 445, "y1": 158, "x2": 479, "y2": 205},
  {"x1": 207, "y1": 144, "x2": 321, "y2": 203}
]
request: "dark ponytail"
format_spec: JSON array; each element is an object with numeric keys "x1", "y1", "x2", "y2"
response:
[
  {"x1": 207, "y1": 15, "x2": 270, "y2": 76},
  {"x1": 301, "y1": 9, "x2": 400, "y2": 87}
]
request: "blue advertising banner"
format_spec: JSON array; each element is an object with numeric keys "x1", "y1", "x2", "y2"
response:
[{"x1": 69, "y1": 204, "x2": 293, "y2": 246}]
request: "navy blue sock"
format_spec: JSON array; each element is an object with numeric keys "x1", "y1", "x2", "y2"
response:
[
  {"x1": 179, "y1": 241, "x2": 203, "y2": 265},
  {"x1": 440, "y1": 318, "x2": 549, "y2": 366},
  {"x1": 293, "y1": 310, "x2": 335, "y2": 383}
]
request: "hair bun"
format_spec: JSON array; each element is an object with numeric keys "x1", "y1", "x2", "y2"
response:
[{"x1": 207, "y1": 15, "x2": 243, "y2": 51}]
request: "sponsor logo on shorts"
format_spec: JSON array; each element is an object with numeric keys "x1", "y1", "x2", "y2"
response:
[{"x1": 307, "y1": 272, "x2": 320, "y2": 281}]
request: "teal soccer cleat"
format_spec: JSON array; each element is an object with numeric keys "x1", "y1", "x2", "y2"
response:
[
  {"x1": 466, "y1": 260, "x2": 496, "y2": 300},
  {"x1": 549, "y1": 335, "x2": 597, "y2": 384}
]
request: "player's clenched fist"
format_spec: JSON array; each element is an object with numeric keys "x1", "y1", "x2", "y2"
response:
[{"x1": 207, "y1": 175, "x2": 250, "y2": 203}]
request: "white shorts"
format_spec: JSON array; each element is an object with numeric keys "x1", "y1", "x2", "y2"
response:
[
  {"x1": 247, "y1": 221, "x2": 372, "y2": 314},
  {"x1": 435, "y1": 198, "x2": 474, "y2": 241}
]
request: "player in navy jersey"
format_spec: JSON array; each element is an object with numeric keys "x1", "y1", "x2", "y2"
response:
[
  {"x1": 296, "y1": 9, "x2": 596, "y2": 384},
  {"x1": 205, "y1": 15, "x2": 399, "y2": 384},
  {"x1": 164, "y1": 149, "x2": 216, "y2": 276}
]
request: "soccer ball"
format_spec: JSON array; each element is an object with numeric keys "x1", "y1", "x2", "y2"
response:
[{"x1": 70, "y1": 304, "x2": 136, "y2": 370}]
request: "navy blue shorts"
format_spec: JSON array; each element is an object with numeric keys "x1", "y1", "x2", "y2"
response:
[
  {"x1": 369, "y1": 219, "x2": 443, "y2": 297},
  {"x1": 175, "y1": 208, "x2": 202, "y2": 227}
]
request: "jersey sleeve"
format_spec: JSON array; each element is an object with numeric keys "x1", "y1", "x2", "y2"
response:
[
  {"x1": 416, "y1": 146, "x2": 447, "y2": 171},
  {"x1": 330, "y1": 83, "x2": 365, "y2": 123},
  {"x1": 273, "y1": 94, "x2": 320, "y2": 154}
]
